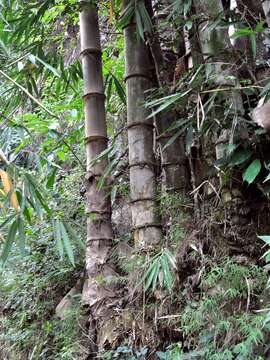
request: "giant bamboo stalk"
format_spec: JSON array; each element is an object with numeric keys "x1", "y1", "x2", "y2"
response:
[
  {"x1": 79, "y1": 2, "x2": 117, "y2": 355},
  {"x1": 193, "y1": 0, "x2": 250, "y2": 208},
  {"x1": 263, "y1": 1, "x2": 270, "y2": 25},
  {"x1": 194, "y1": 0, "x2": 245, "y2": 151},
  {"x1": 123, "y1": 0, "x2": 162, "y2": 247},
  {"x1": 145, "y1": 0, "x2": 189, "y2": 193}
]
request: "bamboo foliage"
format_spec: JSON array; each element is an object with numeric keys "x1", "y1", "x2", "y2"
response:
[{"x1": 123, "y1": 0, "x2": 162, "y2": 247}]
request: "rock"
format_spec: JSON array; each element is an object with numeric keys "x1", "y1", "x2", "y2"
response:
[
  {"x1": 251, "y1": 100, "x2": 270, "y2": 131},
  {"x1": 55, "y1": 287, "x2": 80, "y2": 320}
]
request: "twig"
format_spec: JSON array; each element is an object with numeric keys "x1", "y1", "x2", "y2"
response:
[
  {"x1": 0, "y1": 70, "x2": 86, "y2": 169},
  {"x1": 158, "y1": 314, "x2": 181, "y2": 319},
  {"x1": 190, "y1": 180, "x2": 221, "y2": 200},
  {"x1": 200, "y1": 85, "x2": 262, "y2": 94},
  {"x1": 245, "y1": 276, "x2": 251, "y2": 313},
  {"x1": 0, "y1": 69, "x2": 58, "y2": 118},
  {"x1": 0, "y1": 149, "x2": 9, "y2": 165}
]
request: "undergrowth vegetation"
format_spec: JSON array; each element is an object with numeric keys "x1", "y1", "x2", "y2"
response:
[
  {"x1": 0, "y1": 163, "x2": 85, "y2": 359},
  {"x1": 0, "y1": 235, "x2": 83, "y2": 359},
  {"x1": 100, "y1": 193, "x2": 270, "y2": 360}
]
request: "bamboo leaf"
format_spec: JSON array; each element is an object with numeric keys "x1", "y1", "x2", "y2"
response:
[
  {"x1": 54, "y1": 219, "x2": 63, "y2": 259},
  {"x1": 33, "y1": 55, "x2": 61, "y2": 77},
  {"x1": 0, "y1": 214, "x2": 16, "y2": 230},
  {"x1": 162, "y1": 126, "x2": 187, "y2": 151},
  {"x1": 117, "y1": 0, "x2": 135, "y2": 29},
  {"x1": 23, "y1": 207, "x2": 32, "y2": 224},
  {"x1": 160, "y1": 253, "x2": 173, "y2": 291},
  {"x1": 263, "y1": 172, "x2": 270, "y2": 183},
  {"x1": 145, "y1": 259, "x2": 158, "y2": 291},
  {"x1": 165, "y1": 249, "x2": 177, "y2": 270},
  {"x1": 98, "y1": 157, "x2": 118, "y2": 189},
  {"x1": 106, "y1": 75, "x2": 113, "y2": 104},
  {"x1": 147, "y1": 90, "x2": 191, "y2": 118},
  {"x1": 34, "y1": 189, "x2": 52, "y2": 216},
  {"x1": 63, "y1": 220, "x2": 85, "y2": 250},
  {"x1": 59, "y1": 221, "x2": 75, "y2": 266},
  {"x1": 151, "y1": 260, "x2": 160, "y2": 292},
  {"x1": 258, "y1": 235, "x2": 270, "y2": 245},
  {"x1": 25, "y1": 174, "x2": 51, "y2": 216},
  {"x1": 137, "y1": 1, "x2": 153, "y2": 34},
  {"x1": 250, "y1": 34, "x2": 256, "y2": 59},
  {"x1": 243, "y1": 159, "x2": 261, "y2": 184},
  {"x1": 90, "y1": 144, "x2": 115, "y2": 166},
  {"x1": 1, "y1": 219, "x2": 18, "y2": 266},
  {"x1": 112, "y1": 75, "x2": 126, "y2": 104},
  {"x1": 230, "y1": 149, "x2": 252, "y2": 166},
  {"x1": 184, "y1": 0, "x2": 192, "y2": 17},
  {"x1": 46, "y1": 167, "x2": 57, "y2": 189},
  {"x1": 18, "y1": 216, "x2": 26, "y2": 254},
  {"x1": 135, "y1": 6, "x2": 145, "y2": 40}
]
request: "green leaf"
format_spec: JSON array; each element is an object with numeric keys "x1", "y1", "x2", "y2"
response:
[
  {"x1": 54, "y1": 219, "x2": 63, "y2": 259},
  {"x1": 63, "y1": 220, "x2": 85, "y2": 250},
  {"x1": 57, "y1": 150, "x2": 66, "y2": 161},
  {"x1": 59, "y1": 221, "x2": 75, "y2": 266},
  {"x1": 30, "y1": 54, "x2": 61, "y2": 77},
  {"x1": 0, "y1": 214, "x2": 16, "y2": 230},
  {"x1": 231, "y1": 27, "x2": 253, "y2": 38},
  {"x1": 160, "y1": 253, "x2": 173, "y2": 291},
  {"x1": 46, "y1": 167, "x2": 57, "y2": 189},
  {"x1": 263, "y1": 172, "x2": 270, "y2": 183},
  {"x1": 184, "y1": 0, "x2": 192, "y2": 16},
  {"x1": 1, "y1": 219, "x2": 18, "y2": 266},
  {"x1": 135, "y1": 6, "x2": 144, "y2": 40},
  {"x1": 162, "y1": 126, "x2": 187, "y2": 151},
  {"x1": 138, "y1": 1, "x2": 153, "y2": 34},
  {"x1": 258, "y1": 235, "x2": 270, "y2": 245},
  {"x1": 90, "y1": 144, "x2": 114, "y2": 166},
  {"x1": 250, "y1": 33, "x2": 256, "y2": 59},
  {"x1": 255, "y1": 20, "x2": 265, "y2": 33},
  {"x1": 18, "y1": 216, "x2": 26, "y2": 254},
  {"x1": 23, "y1": 207, "x2": 32, "y2": 224},
  {"x1": 151, "y1": 260, "x2": 160, "y2": 292},
  {"x1": 144, "y1": 259, "x2": 158, "y2": 291},
  {"x1": 106, "y1": 75, "x2": 113, "y2": 104},
  {"x1": 260, "y1": 80, "x2": 270, "y2": 96},
  {"x1": 243, "y1": 159, "x2": 261, "y2": 184},
  {"x1": 117, "y1": 1, "x2": 135, "y2": 29},
  {"x1": 147, "y1": 90, "x2": 191, "y2": 118},
  {"x1": 230, "y1": 149, "x2": 252, "y2": 166},
  {"x1": 34, "y1": 189, "x2": 52, "y2": 216},
  {"x1": 112, "y1": 75, "x2": 126, "y2": 104}
]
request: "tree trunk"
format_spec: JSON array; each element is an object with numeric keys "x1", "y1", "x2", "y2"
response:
[
  {"x1": 79, "y1": 3, "x2": 118, "y2": 356},
  {"x1": 123, "y1": 0, "x2": 162, "y2": 247},
  {"x1": 263, "y1": 1, "x2": 270, "y2": 25}
]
